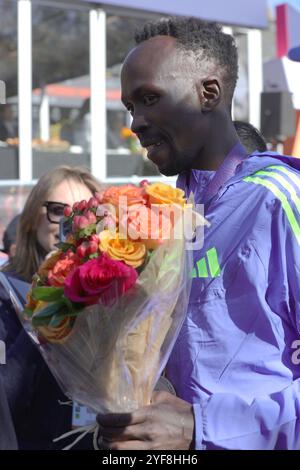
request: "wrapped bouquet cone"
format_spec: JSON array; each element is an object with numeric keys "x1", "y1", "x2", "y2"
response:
[{"x1": 19, "y1": 183, "x2": 206, "y2": 417}]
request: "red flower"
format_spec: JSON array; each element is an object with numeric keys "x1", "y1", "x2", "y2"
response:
[
  {"x1": 63, "y1": 206, "x2": 72, "y2": 217},
  {"x1": 64, "y1": 253, "x2": 138, "y2": 306}
]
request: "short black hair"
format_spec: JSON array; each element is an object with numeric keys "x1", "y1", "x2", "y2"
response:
[
  {"x1": 134, "y1": 17, "x2": 238, "y2": 105},
  {"x1": 234, "y1": 121, "x2": 267, "y2": 154}
]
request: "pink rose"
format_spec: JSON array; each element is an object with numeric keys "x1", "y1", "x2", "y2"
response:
[{"x1": 64, "y1": 253, "x2": 138, "y2": 306}]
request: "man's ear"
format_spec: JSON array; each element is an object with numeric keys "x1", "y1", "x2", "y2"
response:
[{"x1": 197, "y1": 78, "x2": 221, "y2": 111}]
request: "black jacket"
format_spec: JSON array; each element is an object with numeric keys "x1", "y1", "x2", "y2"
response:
[
  {"x1": 0, "y1": 272, "x2": 92, "y2": 449},
  {"x1": 0, "y1": 376, "x2": 17, "y2": 449}
]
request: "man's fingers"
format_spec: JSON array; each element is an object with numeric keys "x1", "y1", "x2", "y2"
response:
[
  {"x1": 97, "y1": 412, "x2": 131, "y2": 427},
  {"x1": 98, "y1": 422, "x2": 146, "y2": 441},
  {"x1": 97, "y1": 408, "x2": 147, "y2": 428}
]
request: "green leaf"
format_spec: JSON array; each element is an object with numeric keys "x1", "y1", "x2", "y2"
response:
[
  {"x1": 61, "y1": 296, "x2": 82, "y2": 314},
  {"x1": 49, "y1": 312, "x2": 66, "y2": 328},
  {"x1": 32, "y1": 286, "x2": 64, "y2": 302},
  {"x1": 56, "y1": 242, "x2": 75, "y2": 252},
  {"x1": 32, "y1": 301, "x2": 65, "y2": 327},
  {"x1": 78, "y1": 224, "x2": 97, "y2": 239},
  {"x1": 88, "y1": 252, "x2": 99, "y2": 260}
]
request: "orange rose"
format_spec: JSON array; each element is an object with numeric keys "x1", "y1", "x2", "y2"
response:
[
  {"x1": 101, "y1": 185, "x2": 147, "y2": 208},
  {"x1": 145, "y1": 182, "x2": 186, "y2": 207},
  {"x1": 38, "y1": 250, "x2": 63, "y2": 279},
  {"x1": 99, "y1": 230, "x2": 147, "y2": 268},
  {"x1": 48, "y1": 250, "x2": 81, "y2": 287},
  {"x1": 119, "y1": 203, "x2": 173, "y2": 250}
]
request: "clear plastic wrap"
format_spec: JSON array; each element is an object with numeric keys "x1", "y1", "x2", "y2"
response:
[
  {"x1": 20, "y1": 183, "x2": 196, "y2": 415},
  {"x1": 33, "y1": 235, "x2": 192, "y2": 413}
]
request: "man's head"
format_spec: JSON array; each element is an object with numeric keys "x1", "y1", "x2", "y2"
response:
[
  {"x1": 234, "y1": 121, "x2": 267, "y2": 154},
  {"x1": 121, "y1": 17, "x2": 239, "y2": 176}
]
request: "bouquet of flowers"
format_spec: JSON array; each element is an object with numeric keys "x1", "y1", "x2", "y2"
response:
[{"x1": 22, "y1": 181, "x2": 200, "y2": 417}]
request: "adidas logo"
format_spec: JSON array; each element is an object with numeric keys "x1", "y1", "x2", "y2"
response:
[{"x1": 190, "y1": 247, "x2": 221, "y2": 278}]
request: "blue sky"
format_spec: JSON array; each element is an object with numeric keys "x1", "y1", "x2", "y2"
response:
[{"x1": 268, "y1": 0, "x2": 300, "y2": 12}]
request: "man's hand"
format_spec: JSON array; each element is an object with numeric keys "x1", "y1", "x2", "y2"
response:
[{"x1": 97, "y1": 391, "x2": 195, "y2": 450}]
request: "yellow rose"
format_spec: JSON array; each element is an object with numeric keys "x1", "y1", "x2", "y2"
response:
[
  {"x1": 99, "y1": 230, "x2": 147, "y2": 268},
  {"x1": 145, "y1": 182, "x2": 186, "y2": 206},
  {"x1": 37, "y1": 317, "x2": 73, "y2": 344}
]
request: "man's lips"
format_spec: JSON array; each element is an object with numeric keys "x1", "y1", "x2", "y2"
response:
[
  {"x1": 139, "y1": 138, "x2": 166, "y2": 160},
  {"x1": 139, "y1": 138, "x2": 164, "y2": 148},
  {"x1": 146, "y1": 141, "x2": 164, "y2": 155}
]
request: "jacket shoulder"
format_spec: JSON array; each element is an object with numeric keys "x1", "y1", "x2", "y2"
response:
[{"x1": 241, "y1": 163, "x2": 300, "y2": 245}]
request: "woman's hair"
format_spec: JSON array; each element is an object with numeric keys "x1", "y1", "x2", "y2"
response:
[{"x1": 2, "y1": 165, "x2": 102, "y2": 282}]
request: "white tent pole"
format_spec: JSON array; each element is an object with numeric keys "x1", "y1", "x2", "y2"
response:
[
  {"x1": 248, "y1": 29, "x2": 263, "y2": 129},
  {"x1": 40, "y1": 90, "x2": 50, "y2": 142},
  {"x1": 89, "y1": 9, "x2": 107, "y2": 181},
  {"x1": 18, "y1": 0, "x2": 32, "y2": 181}
]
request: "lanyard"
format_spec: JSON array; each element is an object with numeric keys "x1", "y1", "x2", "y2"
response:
[{"x1": 202, "y1": 142, "x2": 248, "y2": 206}]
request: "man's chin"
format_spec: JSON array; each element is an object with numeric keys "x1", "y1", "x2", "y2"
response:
[
  {"x1": 160, "y1": 170, "x2": 178, "y2": 177},
  {"x1": 149, "y1": 153, "x2": 181, "y2": 176},
  {"x1": 158, "y1": 165, "x2": 180, "y2": 177}
]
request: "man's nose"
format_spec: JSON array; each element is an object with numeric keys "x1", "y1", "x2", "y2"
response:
[{"x1": 131, "y1": 113, "x2": 148, "y2": 135}]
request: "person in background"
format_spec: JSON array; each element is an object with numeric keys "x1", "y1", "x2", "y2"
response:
[
  {"x1": 0, "y1": 166, "x2": 102, "y2": 449},
  {"x1": 2, "y1": 166, "x2": 100, "y2": 282},
  {"x1": 233, "y1": 120, "x2": 267, "y2": 153},
  {"x1": 0, "y1": 104, "x2": 18, "y2": 142},
  {"x1": 2, "y1": 214, "x2": 20, "y2": 260},
  {"x1": 97, "y1": 16, "x2": 300, "y2": 450},
  {"x1": 61, "y1": 99, "x2": 91, "y2": 151}
]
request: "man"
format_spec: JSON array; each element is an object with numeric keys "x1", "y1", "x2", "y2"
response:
[{"x1": 97, "y1": 17, "x2": 300, "y2": 450}]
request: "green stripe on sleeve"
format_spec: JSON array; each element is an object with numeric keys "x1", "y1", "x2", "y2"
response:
[
  {"x1": 254, "y1": 170, "x2": 300, "y2": 214},
  {"x1": 244, "y1": 176, "x2": 300, "y2": 245},
  {"x1": 267, "y1": 165, "x2": 300, "y2": 190}
]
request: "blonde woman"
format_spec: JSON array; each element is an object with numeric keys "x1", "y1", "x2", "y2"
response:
[
  {"x1": 3, "y1": 165, "x2": 101, "y2": 282},
  {"x1": 0, "y1": 166, "x2": 101, "y2": 449}
]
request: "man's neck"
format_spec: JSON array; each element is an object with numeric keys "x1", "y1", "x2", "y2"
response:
[{"x1": 192, "y1": 119, "x2": 240, "y2": 171}]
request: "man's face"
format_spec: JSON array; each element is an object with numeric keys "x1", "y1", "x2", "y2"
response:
[{"x1": 121, "y1": 36, "x2": 209, "y2": 176}]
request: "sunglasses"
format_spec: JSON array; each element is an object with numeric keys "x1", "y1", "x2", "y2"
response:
[{"x1": 43, "y1": 201, "x2": 70, "y2": 224}]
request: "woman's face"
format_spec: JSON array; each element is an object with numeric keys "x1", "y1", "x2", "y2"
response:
[{"x1": 37, "y1": 178, "x2": 93, "y2": 254}]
